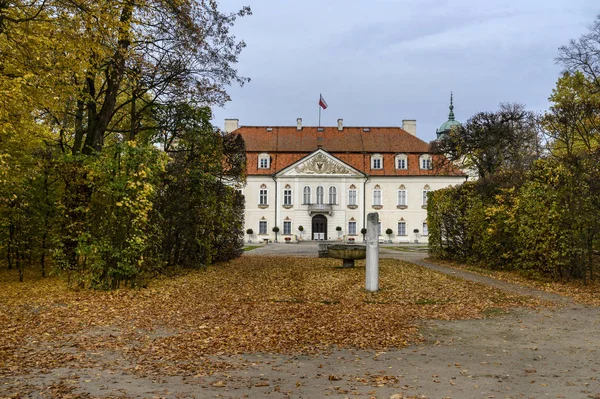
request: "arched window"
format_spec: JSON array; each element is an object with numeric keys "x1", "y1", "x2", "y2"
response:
[
  {"x1": 329, "y1": 186, "x2": 337, "y2": 204},
  {"x1": 316, "y1": 186, "x2": 324, "y2": 204},
  {"x1": 303, "y1": 186, "x2": 311, "y2": 204}
]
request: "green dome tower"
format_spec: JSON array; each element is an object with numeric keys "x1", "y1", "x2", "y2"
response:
[{"x1": 436, "y1": 92, "x2": 461, "y2": 140}]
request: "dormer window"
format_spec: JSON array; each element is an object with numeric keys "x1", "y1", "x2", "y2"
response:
[
  {"x1": 371, "y1": 154, "x2": 383, "y2": 170},
  {"x1": 395, "y1": 154, "x2": 408, "y2": 170},
  {"x1": 419, "y1": 154, "x2": 432, "y2": 170},
  {"x1": 258, "y1": 153, "x2": 270, "y2": 169}
]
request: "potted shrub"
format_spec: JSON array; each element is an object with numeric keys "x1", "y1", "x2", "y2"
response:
[
  {"x1": 298, "y1": 225, "x2": 304, "y2": 240},
  {"x1": 336, "y1": 226, "x2": 342, "y2": 240},
  {"x1": 385, "y1": 228, "x2": 393, "y2": 244},
  {"x1": 361, "y1": 227, "x2": 367, "y2": 242},
  {"x1": 413, "y1": 228, "x2": 420, "y2": 244},
  {"x1": 246, "y1": 228, "x2": 253, "y2": 243},
  {"x1": 272, "y1": 226, "x2": 280, "y2": 242}
]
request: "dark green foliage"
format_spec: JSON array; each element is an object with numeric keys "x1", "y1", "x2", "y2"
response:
[{"x1": 150, "y1": 104, "x2": 245, "y2": 270}]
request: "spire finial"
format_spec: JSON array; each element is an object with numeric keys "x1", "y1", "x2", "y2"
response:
[{"x1": 448, "y1": 92, "x2": 455, "y2": 121}]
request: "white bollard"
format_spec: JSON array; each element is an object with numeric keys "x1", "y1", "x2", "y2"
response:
[{"x1": 365, "y1": 212, "x2": 379, "y2": 292}]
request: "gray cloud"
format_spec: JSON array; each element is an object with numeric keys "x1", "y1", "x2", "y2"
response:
[{"x1": 213, "y1": 0, "x2": 597, "y2": 142}]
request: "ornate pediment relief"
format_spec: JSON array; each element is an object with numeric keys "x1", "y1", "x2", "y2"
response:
[
  {"x1": 294, "y1": 153, "x2": 352, "y2": 175},
  {"x1": 276, "y1": 149, "x2": 364, "y2": 177}
]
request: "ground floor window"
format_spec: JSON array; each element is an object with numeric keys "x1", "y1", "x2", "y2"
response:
[
  {"x1": 422, "y1": 222, "x2": 428, "y2": 236},
  {"x1": 398, "y1": 221, "x2": 406, "y2": 236},
  {"x1": 283, "y1": 221, "x2": 292, "y2": 235},
  {"x1": 259, "y1": 220, "x2": 267, "y2": 235},
  {"x1": 348, "y1": 221, "x2": 357, "y2": 235}
]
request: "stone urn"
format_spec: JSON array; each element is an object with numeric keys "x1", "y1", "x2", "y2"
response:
[{"x1": 327, "y1": 244, "x2": 367, "y2": 268}]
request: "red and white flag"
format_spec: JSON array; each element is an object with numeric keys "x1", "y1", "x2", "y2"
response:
[{"x1": 319, "y1": 94, "x2": 328, "y2": 109}]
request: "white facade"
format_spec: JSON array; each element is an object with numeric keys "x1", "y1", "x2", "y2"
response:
[{"x1": 242, "y1": 149, "x2": 463, "y2": 243}]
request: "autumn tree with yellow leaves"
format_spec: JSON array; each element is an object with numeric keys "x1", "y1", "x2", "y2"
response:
[{"x1": 1, "y1": 0, "x2": 250, "y2": 287}]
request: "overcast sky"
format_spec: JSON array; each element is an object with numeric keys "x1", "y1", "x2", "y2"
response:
[{"x1": 213, "y1": 1, "x2": 597, "y2": 142}]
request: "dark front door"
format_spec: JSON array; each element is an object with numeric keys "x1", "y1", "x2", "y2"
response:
[{"x1": 312, "y1": 214, "x2": 327, "y2": 240}]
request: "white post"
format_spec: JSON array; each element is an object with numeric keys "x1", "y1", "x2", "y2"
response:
[{"x1": 366, "y1": 212, "x2": 379, "y2": 292}]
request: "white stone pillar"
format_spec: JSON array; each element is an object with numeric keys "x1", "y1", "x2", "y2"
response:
[{"x1": 366, "y1": 212, "x2": 379, "y2": 292}]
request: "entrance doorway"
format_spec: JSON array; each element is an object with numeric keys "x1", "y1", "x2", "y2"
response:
[{"x1": 312, "y1": 214, "x2": 327, "y2": 240}]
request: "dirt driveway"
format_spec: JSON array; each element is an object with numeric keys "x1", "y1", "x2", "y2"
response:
[{"x1": 3, "y1": 243, "x2": 599, "y2": 398}]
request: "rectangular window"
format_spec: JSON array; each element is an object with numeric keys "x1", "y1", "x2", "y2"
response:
[
  {"x1": 283, "y1": 189, "x2": 292, "y2": 206},
  {"x1": 348, "y1": 189, "x2": 357, "y2": 206},
  {"x1": 348, "y1": 221, "x2": 357, "y2": 235},
  {"x1": 377, "y1": 222, "x2": 382, "y2": 236},
  {"x1": 372, "y1": 158, "x2": 382, "y2": 169},
  {"x1": 397, "y1": 159, "x2": 406, "y2": 169},
  {"x1": 398, "y1": 221, "x2": 406, "y2": 236},
  {"x1": 397, "y1": 190, "x2": 407, "y2": 206},
  {"x1": 283, "y1": 221, "x2": 292, "y2": 235},
  {"x1": 259, "y1": 189, "x2": 268, "y2": 205},
  {"x1": 259, "y1": 158, "x2": 268, "y2": 168},
  {"x1": 422, "y1": 222, "x2": 428, "y2": 236},
  {"x1": 422, "y1": 190, "x2": 430, "y2": 206},
  {"x1": 373, "y1": 189, "x2": 382, "y2": 206},
  {"x1": 259, "y1": 221, "x2": 267, "y2": 235},
  {"x1": 421, "y1": 158, "x2": 431, "y2": 169}
]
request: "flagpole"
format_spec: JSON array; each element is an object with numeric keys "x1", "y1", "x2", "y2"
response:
[{"x1": 319, "y1": 104, "x2": 321, "y2": 127}]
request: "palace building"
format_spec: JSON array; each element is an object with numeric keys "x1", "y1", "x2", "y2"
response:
[{"x1": 228, "y1": 104, "x2": 465, "y2": 243}]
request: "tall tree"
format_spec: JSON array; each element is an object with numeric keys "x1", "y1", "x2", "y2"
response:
[{"x1": 432, "y1": 103, "x2": 542, "y2": 180}]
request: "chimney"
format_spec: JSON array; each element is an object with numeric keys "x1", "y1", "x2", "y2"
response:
[
  {"x1": 224, "y1": 119, "x2": 239, "y2": 133},
  {"x1": 402, "y1": 119, "x2": 416, "y2": 136},
  {"x1": 337, "y1": 118, "x2": 343, "y2": 131},
  {"x1": 297, "y1": 118, "x2": 302, "y2": 130}
]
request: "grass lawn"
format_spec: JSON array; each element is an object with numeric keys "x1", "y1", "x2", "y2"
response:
[
  {"x1": 386, "y1": 245, "x2": 430, "y2": 253},
  {"x1": 242, "y1": 245, "x2": 262, "y2": 251},
  {"x1": 0, "y1": 256, "x2": 544, "y2": 378}
]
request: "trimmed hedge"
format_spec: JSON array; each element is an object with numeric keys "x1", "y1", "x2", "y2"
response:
[{"x1": 428, "y1": 158, "x2": 599, "y2": 281}]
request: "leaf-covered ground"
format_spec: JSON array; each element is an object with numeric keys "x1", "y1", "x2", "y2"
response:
[{"x1": 0, "y1": 257, "x2": 545, "y2": 382}]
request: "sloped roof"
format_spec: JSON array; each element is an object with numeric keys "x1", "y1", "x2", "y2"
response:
[
  {"x1": 235, "y1": 125, "x2": 465, "y2": 177},
  {"x1": 236, "y1": 126, "x2": 430, "y2": 153}
]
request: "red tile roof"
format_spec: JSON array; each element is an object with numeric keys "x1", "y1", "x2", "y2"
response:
[
  {"x1": 235, "y1": 125, "x2": 465, "y2": 177},
  {"x1": 237, "y1": 126, "x2": 430, "y2": 153}
]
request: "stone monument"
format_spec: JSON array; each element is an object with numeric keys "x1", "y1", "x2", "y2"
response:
[{"x1": 365, "y1": 212, "x2": 379, "y2": 292}]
